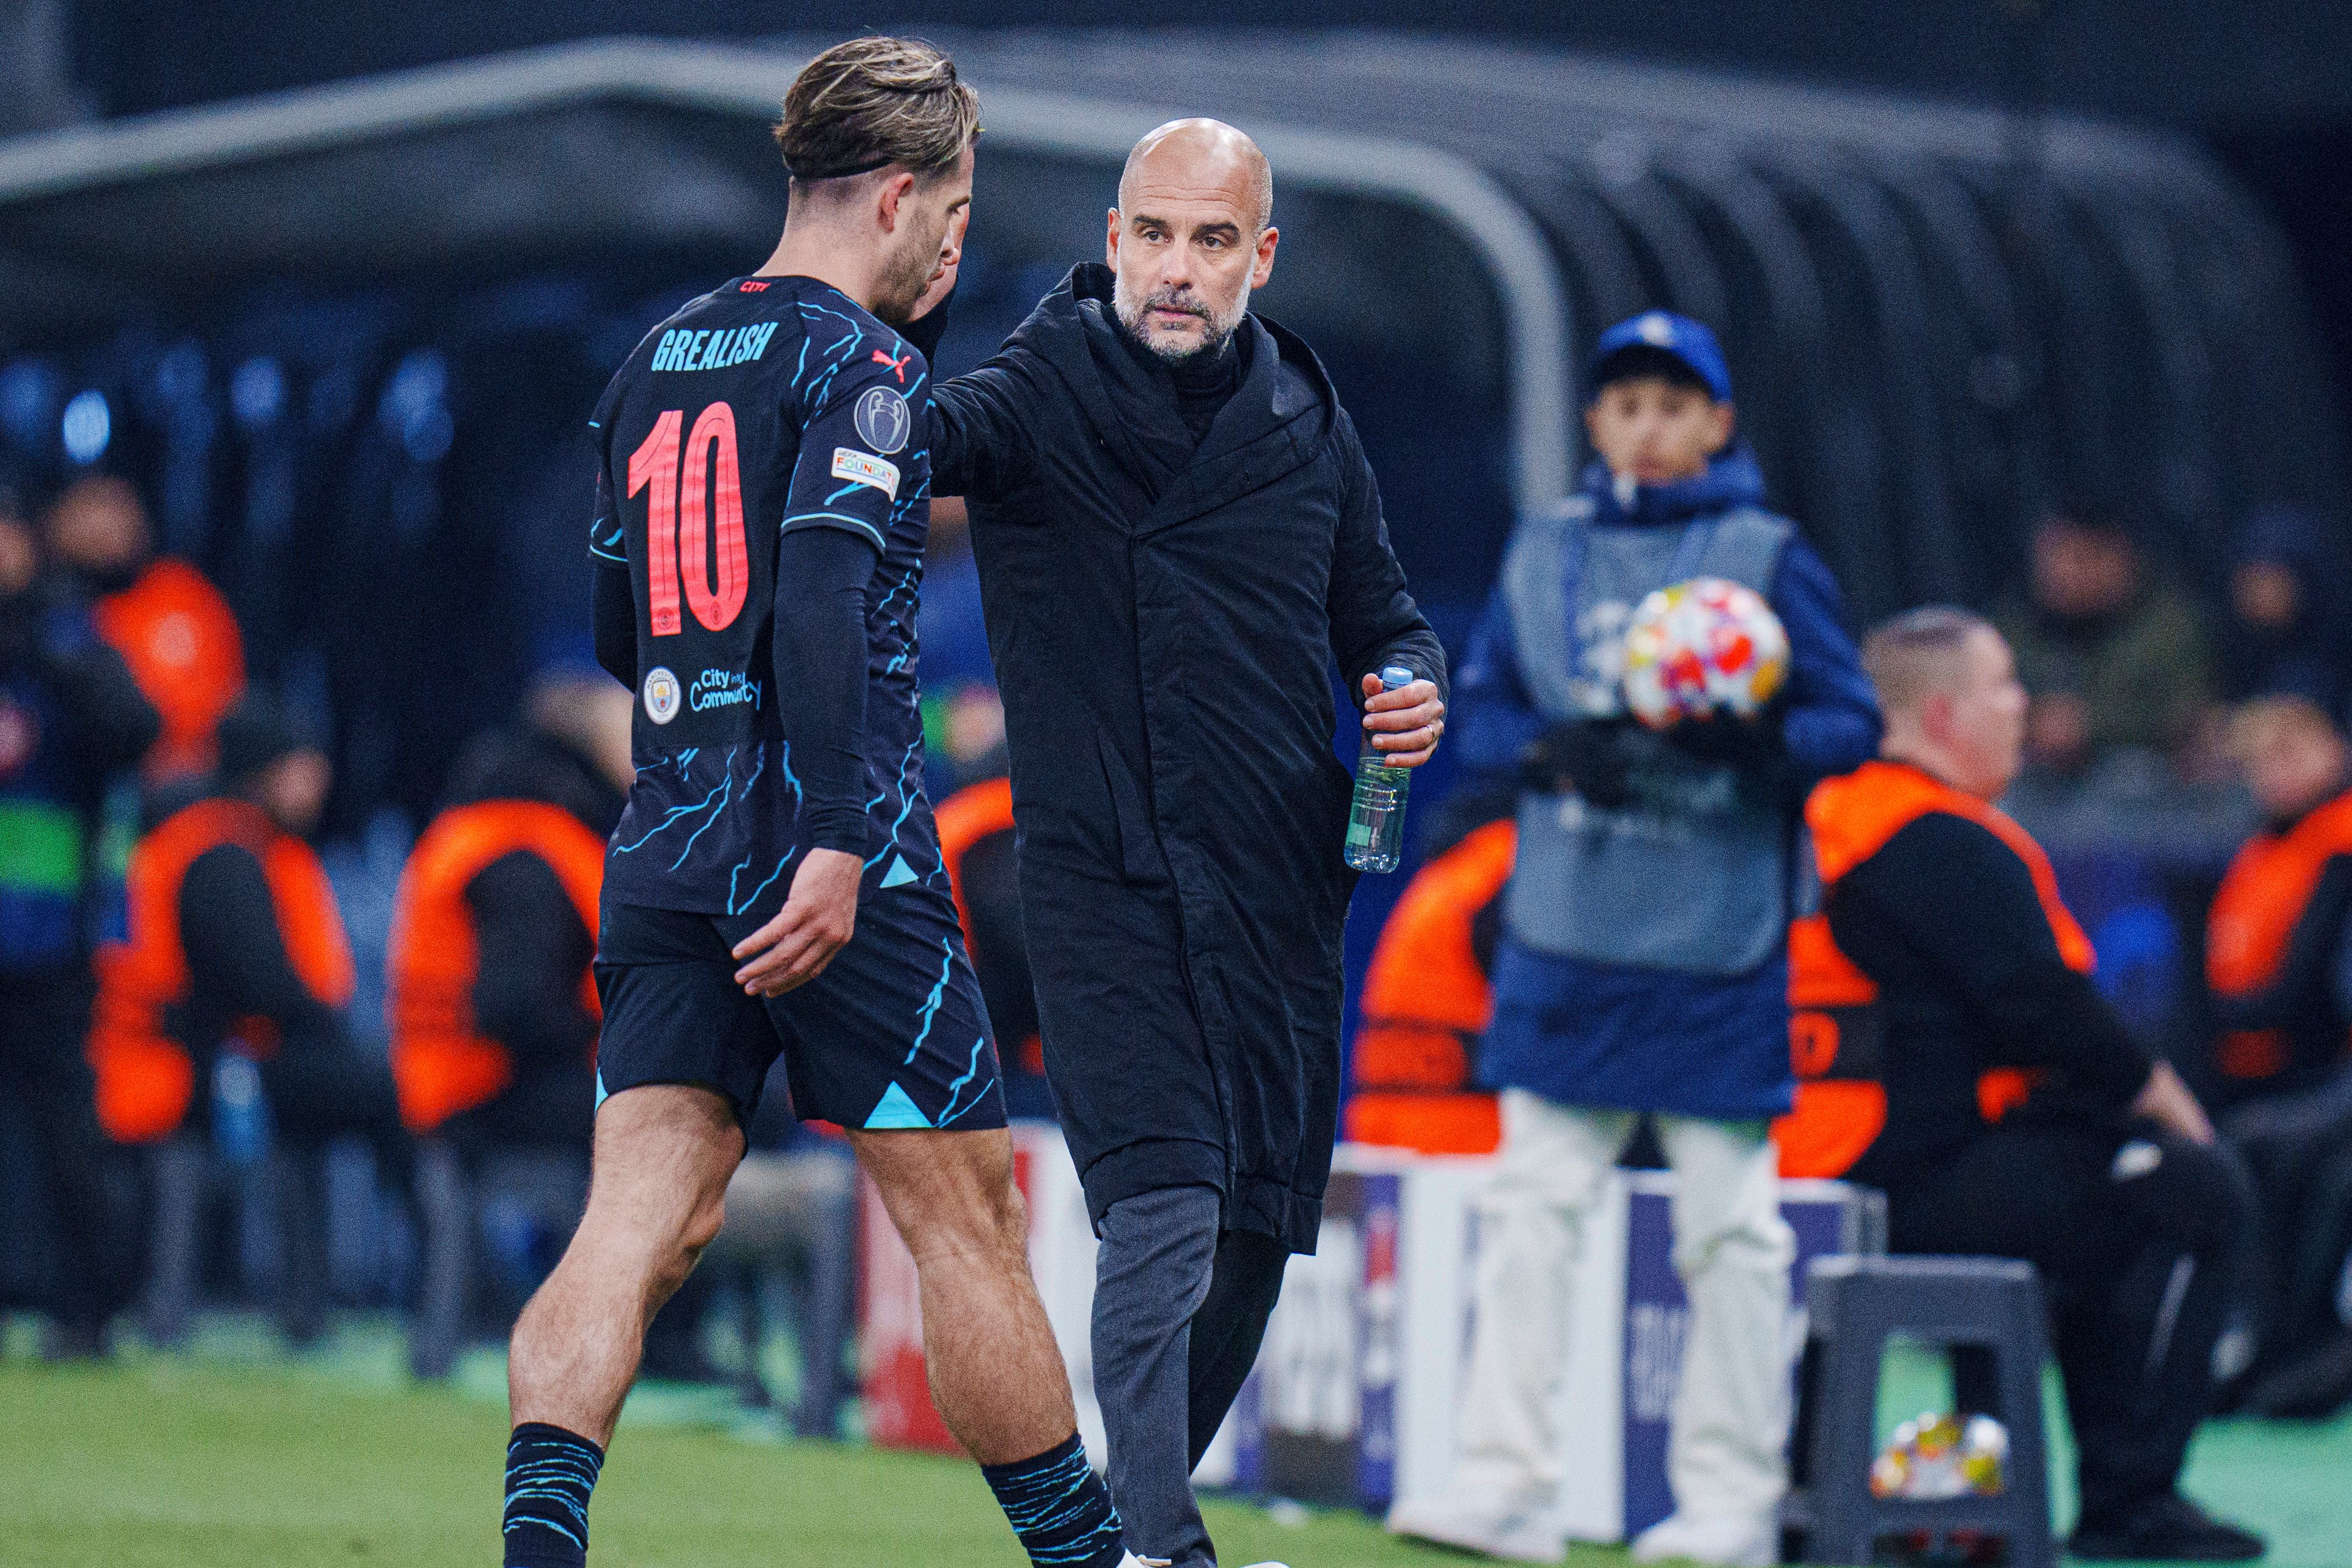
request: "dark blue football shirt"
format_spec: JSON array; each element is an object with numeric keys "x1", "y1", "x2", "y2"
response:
[{"x1": 589, "y1": 275, "x2": 941, "y2": 919}]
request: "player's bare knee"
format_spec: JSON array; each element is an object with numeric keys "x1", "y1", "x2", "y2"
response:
[{"x1": 682, "y1": 1187, "x2": 728, "y2": 1254}]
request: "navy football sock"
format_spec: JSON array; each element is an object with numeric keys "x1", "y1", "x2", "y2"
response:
[
  {"x1": 503, "y1": 1422, "x2": 605, "y2": 1568},
  {"x1": 982, "y1": 1431, "x2": 1128, "y2": 1568}
]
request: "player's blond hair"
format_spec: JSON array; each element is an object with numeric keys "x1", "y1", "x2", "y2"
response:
[
  {"x1": 774, "y1": 37, "x2": 980, "y2": 187},
  {"x1": 1861, "y1": 605, "x2": 1996, "y2": 717}
]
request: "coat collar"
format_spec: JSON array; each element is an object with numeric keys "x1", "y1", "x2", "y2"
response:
[
  {"x1": 1008, "y1": 263, "x2": 1335, "y2": 532},
  {"x1": 1582, "y1": 444, "x2": 1768, "y2": 529}
]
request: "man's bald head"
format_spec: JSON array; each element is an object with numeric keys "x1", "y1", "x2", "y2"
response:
[
  {"x1": 1119, "y1": 118, "x2": 1273, "y2": 234},
  {"x1": 1105, "y1": 117, "x2": 1281, "y2": 365},
  {"x1": 1863, "y1": 605, "x2": 2028, "y2": 801},
  {"x1": 1862, "y1": 606, "x2": 1997, "y2": 719}
]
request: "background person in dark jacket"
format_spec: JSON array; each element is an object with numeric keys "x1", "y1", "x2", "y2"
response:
[
  {"x1": 43, "y1": 475, "x2": 246, "y2": 784},
  {"x1": 917, "y1": 119, "x2": 1447, "y2": 1568},
  {"x1": 1993, "y1": 507, "x2": 2214, "y2": 778},
  {"x1": 89, "y1": 698, "x2": 407, "y2": 1344},
  {"x1": 0, "y1": 502, "x2": 157, "y2": 1355},
  {"x1": 1813, "y1": 606, "x2": 2259, "y2": 1563},
  {"x1": 2221, "y1": 507, "x2": 2352, "y2": 717}
]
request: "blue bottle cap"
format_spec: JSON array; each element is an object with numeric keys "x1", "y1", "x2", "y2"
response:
[{"x1": 1378, "y1": 664, "x2": 1417, "y2": 690}]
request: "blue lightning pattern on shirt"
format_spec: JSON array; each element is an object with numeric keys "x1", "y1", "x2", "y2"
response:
[{"x1": 591, "y1": 275, "x2": 942, "y2": 922}]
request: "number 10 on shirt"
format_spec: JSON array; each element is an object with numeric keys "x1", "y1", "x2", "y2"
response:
[{"x1": 628, "y1": 401, "x2": 748, "y2": 636}]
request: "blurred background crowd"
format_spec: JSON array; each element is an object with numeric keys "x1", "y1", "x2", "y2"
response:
[{"x1": 2, "y1": 0, "x2": 2351, "y2": 1436}]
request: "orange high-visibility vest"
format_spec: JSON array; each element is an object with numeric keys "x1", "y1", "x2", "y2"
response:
[
  {"x1": 1779, "y1": 760, "x2": 2096, "y2": 1175},
  {"x1": 90, "y1": 559, "x2": 246, "y2": 779},
  {"x1": 1774, "y1": 911, "x2": 1893, "y2": 1179},
  {"x1": 1344, "y1": 819, "x2": 1516, "y2": 1156},
  {"x1": 2206, "y1": 791, "x2": 2352, "y2": 1082},
  {"x1": 386, "y1": 801, "x2": 606, "y2": 1132},
  {"x1": 87, "y1": 798, "x2": 353, "y2": 1143},
  {"x1": 934, "y1": 776, "x2": 1043, "y2": 1078}
]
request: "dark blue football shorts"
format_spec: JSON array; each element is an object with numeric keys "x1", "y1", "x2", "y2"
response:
[{"x1": 593, "y1": 882, "x2": 1005, "y2": 1134}]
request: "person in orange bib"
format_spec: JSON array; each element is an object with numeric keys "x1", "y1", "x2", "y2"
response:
[
  {"x1": 1343, "y1": 804, "x2": 1513, "y2": 1156},
  {"x1": 88, "y1": 697, "x2": 404, "y2": 1339},
  {"x1": 1811, "y1": 606, "x2": 2258, "y2": 1563},
  {"x1": 2203, "y1": 695, "x2": 2352, "y2": 1416},
  {"x1": 390, "y1": 679, "x2": 631, "y2": 1148},
  {"x1": 393, "y1": 676, "x2": 631, "y2": 1378},
  {"x1": 2207, "y1": 697, "x2": 2352, "y2": 1104},
  {"x1": 43, "y1": 476, "x2": 245, "y2": 783}
]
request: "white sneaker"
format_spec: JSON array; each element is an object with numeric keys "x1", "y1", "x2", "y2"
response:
[
  {"x1": 1628, "y1": 1510, "x2": 1776, "y2": 1568},
  {"x1": 1118, "y1": 1555, "x2": 1172, "y2": 1568},
  {"x1": 1386, "y1": 1490, "x2": 1565, "y2": 1563}
]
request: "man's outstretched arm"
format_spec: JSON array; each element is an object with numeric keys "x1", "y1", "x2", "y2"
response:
[{"x1": 902, "y1": 229, "x2": 1043, "y2": 503}]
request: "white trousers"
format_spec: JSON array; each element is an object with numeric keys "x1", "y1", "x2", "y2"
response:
[{"x1": 1456, "y1": 1089, "x2": 1796, "y2": 1524}]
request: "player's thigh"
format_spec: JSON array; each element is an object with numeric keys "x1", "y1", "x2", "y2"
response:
[
  {"x1": 848, "y1": 1124, "x2": 1025, "y2": 1264},
  {"x1": 739, "y1": 887, "x2": 1007, "y2": 1137},
  {"x1": 579, "y1": 1084, "x2": 746, "y2": 1258}
]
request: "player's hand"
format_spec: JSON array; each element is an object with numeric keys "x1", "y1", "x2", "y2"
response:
[
  {"x1": 2131, "y1": 1059, "x2": 2217, "y2": 1146},
  {"x1": 732, "y1": 848, "x2": 863, "y2": 997},
  {"x1": 910, "y1": 209, "x2": 969, "y2": 324},
  {"x1": 1363, "y1": 673, "x2": 1445, "y2": 769}
]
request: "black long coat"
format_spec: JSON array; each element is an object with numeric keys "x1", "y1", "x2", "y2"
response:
[{"x1": 931, "y1": 264, "x2": 1445, "y2": 1251}]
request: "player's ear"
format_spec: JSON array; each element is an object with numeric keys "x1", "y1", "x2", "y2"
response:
[
  {"x1": 1251, "y1": 226, "x2": 1279, "y2": 289},
  {"x1": 878, "y1": 170, "x2": 917, "y2": 232},
  {"x1": 1105, "y1": 208, "x2": 1121, "y2": 269}
]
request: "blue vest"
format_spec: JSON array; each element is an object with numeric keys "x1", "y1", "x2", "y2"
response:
[{"x1": 1498, "y1": 497, "x2": 1798, "y2": 977}]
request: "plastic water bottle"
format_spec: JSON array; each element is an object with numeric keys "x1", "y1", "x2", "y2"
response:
[{"x1": 1344, "y1": 664, "x2": 1418, "y2": 872}]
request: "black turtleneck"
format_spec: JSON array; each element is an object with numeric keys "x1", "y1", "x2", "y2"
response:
[{"x1": 1113, "y1": 317, "x2": 1249, "y2": 447}]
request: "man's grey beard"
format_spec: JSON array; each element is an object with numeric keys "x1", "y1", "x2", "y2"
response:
[{"x1": 1113, "y1": 278, "x2": 1251, "y2": 367}]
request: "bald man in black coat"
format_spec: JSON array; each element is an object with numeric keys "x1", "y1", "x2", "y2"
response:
[{"x1": 910, "y1": 120, "x2": 1447, "y2": 1567}]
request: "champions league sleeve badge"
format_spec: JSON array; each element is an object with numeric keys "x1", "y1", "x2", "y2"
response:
[
  {"x1": 853, "y1": 384, "x2": 912, "y2": 455},
  {"x1": 642, "y1": 666, "x2": 682, "y2": 725}
]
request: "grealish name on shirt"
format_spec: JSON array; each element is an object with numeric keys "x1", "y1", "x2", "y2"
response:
[{"x1": 653, "y1": 322, "x2": 780, "y2": 373}]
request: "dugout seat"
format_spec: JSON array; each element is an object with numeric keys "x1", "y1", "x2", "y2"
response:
[
  {"x1": 1794, "y1": 1254, "x2": 2055, "y2": 1568},
  {"x1": 409, "y1": 1139, "x2": 588, "y2": 1380}
]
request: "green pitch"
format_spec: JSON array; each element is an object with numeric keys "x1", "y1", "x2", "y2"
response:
[
  {"x1": 1, "y1": 1327, "x2": 2347, "y2": 1567},
  {"x1": 0, "y1": 1348, "x2": 1595, "y2": 1568}
]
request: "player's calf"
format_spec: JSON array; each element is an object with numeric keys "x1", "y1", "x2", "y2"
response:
[
  {"x1": 854, "y1": 1125, "x2": 1130, "y2": 1568},
  {"x1": 503, "y1": 1084, "x2": 744, "y2": 1568}
]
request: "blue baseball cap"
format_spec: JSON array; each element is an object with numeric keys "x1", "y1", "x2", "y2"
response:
[{"x1": 1587, "y1": 311, "x2": 1733, "y2": 404}]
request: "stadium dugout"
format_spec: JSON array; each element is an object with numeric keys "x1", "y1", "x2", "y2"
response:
[
  {"x1": 0, "y1": 41, "x2": 2335, "y2": 1320},
  {"x1": 0, "y1": 30, "x2": 2339, "y2": 631}
]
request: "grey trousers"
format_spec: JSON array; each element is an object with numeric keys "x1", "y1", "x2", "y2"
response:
[{"x1": 1093, "y1": 1184, "x2": 1291, "y2": 1568}]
